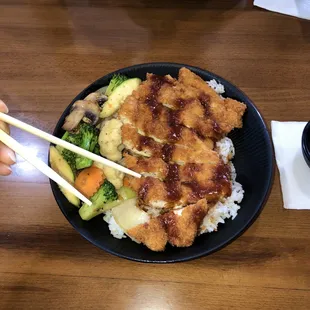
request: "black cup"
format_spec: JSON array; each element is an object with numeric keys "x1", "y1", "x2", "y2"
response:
[{"x1": 302, "y1": 121, "x2": 310, "y2": 168}]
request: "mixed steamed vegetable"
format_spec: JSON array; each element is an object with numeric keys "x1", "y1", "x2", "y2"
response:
[{"x1": 50, "y1": 74, "x2": 141, "y2": 222}]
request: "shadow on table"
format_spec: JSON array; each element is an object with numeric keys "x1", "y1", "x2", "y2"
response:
[
  {"x1": 2, "y1": 226, "x2": 105, "y2": 259},
  {"x1": 57, "y1": 0, "x2": 252, "y2": 9},
  {"x1": 299, "y1": 19, "x2": 310, "y2": 42}
]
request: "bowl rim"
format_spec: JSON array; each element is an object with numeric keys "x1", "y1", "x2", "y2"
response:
[
  {"x1": 302, "y1": 121, "x2": 310, "y2": 163},
  {"x1": 50, "y1": 62, "x2": 275, "y2": 263}
]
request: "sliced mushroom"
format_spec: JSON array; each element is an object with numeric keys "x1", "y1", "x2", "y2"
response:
[
  {"x1": 84, "y1": 92, "x2": 99, "y2": 102},
  {"x1": 62, "y1": 100, "x2": 100, "y2": 131},
  {"x1": 85, "y1": 92, "x2": 108, "y2": 107}
]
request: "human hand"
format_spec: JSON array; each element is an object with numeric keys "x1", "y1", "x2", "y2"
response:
[{"x1": 0, "y1": 100, "x2": 16, "y2": 175}]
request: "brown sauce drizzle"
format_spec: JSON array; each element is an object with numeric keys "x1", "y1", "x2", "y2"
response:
[
  {"x1": 175, "y1": 97, "x2": 194, "y2": 109},
  {"x1": 145, "y1": 75, "x2": 171, "y2": 119},
  {"x1": 138, "y1": 135, "x2": 154, "y2": 151},
  {"x1": 198, "y1": 93, "x2": 211, "y2": 117},
  {"x1": 182, "y1": 181, "x2": 218, "y2": 201},
  {"x1": 165, "y1": 164, "x2": 181, "y2": 202},
  {"x1": 162, "y1": 144, "x2": 175, "y2": 163},
  {"x1": 160, "y1": 212, "x2": 178, "y2": 239},
  {"x1": 214, "y1": 163, "x2": 232, "y2": 196},
  {"x1": 138, "y1": 178, "x2": 152, "y2": 201},
  {"x1": 182, "y1": 163, "x2": 231, "y2": 201},
  {"x1": 214, "y1": 163, "x2": 230, "y2": 183},
  {"x1": 167, "y1": 109, "x2": 182, "y2": 142},
  {"x1": 198, "y1": 92, "x2": 223, "y2": 136}
]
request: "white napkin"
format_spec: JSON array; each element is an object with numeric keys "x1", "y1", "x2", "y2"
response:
[
  {"x1": 271, "y1": 121, "x2": 310, "y2": 209},
  {"x1": 254, "y1": 0, "x2": 310, "y2": 20}
]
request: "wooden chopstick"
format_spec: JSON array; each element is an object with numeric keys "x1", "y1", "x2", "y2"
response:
[
  {"x1": 0, "y1": 112, "x2": 141, "y2": 178},
  {"x1": 0, "y1": 128, "x2": 92, "y2": 206}
]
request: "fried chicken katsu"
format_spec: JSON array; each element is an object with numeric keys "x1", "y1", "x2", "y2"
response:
[{"x1": 116, "y1": 68, "x2": 246, "y2": 250}]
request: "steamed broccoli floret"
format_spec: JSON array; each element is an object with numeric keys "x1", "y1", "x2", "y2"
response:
[
  {"x1": 89, "y1": 132, "x2": 99, "y2": 154},
  {"x1": 61, "y1": 131, "x2": 81, "y2": 145},
  {"x1": 75, "y1": 123, "x2": 98, "y2": 170},
  {"x1": 60, "y1": 131, "x2": 80, "y2": 173},
  {"x1": 60, "y1": 123, "x2": 99, "y2": 171},
  {"x1": 105, "y1": 74, "x2": 128, "y2": 96},
  {"x1": 98, "y1": 179, "x2": 118, "y2": 202},
  {"x1": 93, "y1": 143, "x2": 100, "y2": 155},
  {"x1": 62, "y1": 148, "x2": 77, "y2": 174},
  {"x1": 79, "y1": 180, "x2": 118, "y2": 221}
]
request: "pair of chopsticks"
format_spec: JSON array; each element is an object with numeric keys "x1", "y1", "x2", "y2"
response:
[{"x1": 0, "y1": 112, "x2": 141, "y2": 206}]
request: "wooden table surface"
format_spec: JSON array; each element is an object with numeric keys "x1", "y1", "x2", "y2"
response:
[{"x1": 1, "y1": 1, "x2": 310, "y2": 309}]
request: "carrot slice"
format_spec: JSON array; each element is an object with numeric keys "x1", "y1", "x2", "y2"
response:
[{"x1": 75, "y1": 166, "x2": 105, "y2": 199}]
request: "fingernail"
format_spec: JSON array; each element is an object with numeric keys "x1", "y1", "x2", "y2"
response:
[
  {"x1": 1, "y1": 165, "x2": 12, "y2": 176},
  {"x1": 0, "y1": 100, "x2": 9, "y2": 113},
  {"x1": 8, "y1": 151, "x2": 16, "y2": 164}
]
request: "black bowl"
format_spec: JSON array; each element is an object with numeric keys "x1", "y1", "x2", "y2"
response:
[
  {"x1": 50, "y1": 62, "x2": 274, "y2": 263},
  {"x1": 302, "y1": 121, "x2": 310, "y2": 168}
]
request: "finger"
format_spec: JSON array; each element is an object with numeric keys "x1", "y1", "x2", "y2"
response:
[
  {"x1": 0, "y1": 162, "x2": 12, "y2": 176},
  {"x1": 0, "y1": 100, "x2": 9, "y2": 113},
  {"x1": 0, "y1": 100, "x2": 10, "y2": 135},
  {"x1": 0, "y1": 142, "x2": 16, "y2": 165},
  {"x1": 0, "y1": 100, "x2": 15, "y2": 166},
  {"x1": 0, "y1": 120, "x2": 10, "y2": 135}
]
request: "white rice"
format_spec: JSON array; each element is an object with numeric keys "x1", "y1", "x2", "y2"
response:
[
  {"x1": 216, "y1": 137, "x2": 235, "y2": 164},
  {"x1": 103, "y1": 211, "x2": 126, "y2": 239},
  {"x1": 200, "y1": 176, "x2": 244, "y2": 234},
  {"x1": 207, "y1": 79, "x2": 225, "y2": 94},
  {"x1": 229, "y1": 161, "x2": 237, "y2": 182},
  {"x1": 200, "y1": 194, "x2": 242, "y2": 234}
]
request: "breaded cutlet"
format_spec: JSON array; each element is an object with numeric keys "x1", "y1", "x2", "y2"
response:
[
  {"x1": 118, "y1": 86, "x2": 214, "y2": 150},
  {"x1": 123, "y1": 159, "x2": 231, "y2": 210},
  {"x1": 121, "y1": 124, "x2": 216, "y2": 164},
  {"x1": 126, "y1": 198, "x2": 211, "y2": 251},
  {"x1": 115, "y1": 67, "x2": 246, "y2": 251},
  {"x1": 160, "y1": 198, "x2": 210, "y2": 247},
  {"x1": 178, "y1": 67, "x2": 247, "y2": 134}
]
